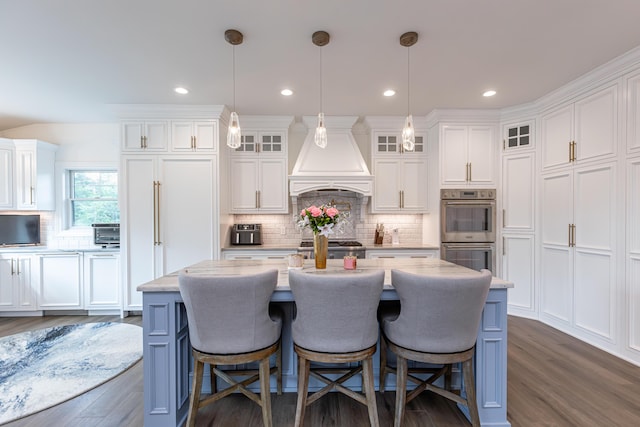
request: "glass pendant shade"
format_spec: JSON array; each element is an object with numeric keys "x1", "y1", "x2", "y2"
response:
[
  {"x1": 227, "y1": 111, "x2": 241, "y2": 149},
  {"x1": 402, "y1": 114, "x2": 415, "y2": 151},
  {"x1": 314, "y1": 112, "x2": 328, "y2": 148}
]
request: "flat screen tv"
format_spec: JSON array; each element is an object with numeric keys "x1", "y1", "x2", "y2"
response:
[{"x1": 0, "y1": 214, "x2": 41, "y2": 246}]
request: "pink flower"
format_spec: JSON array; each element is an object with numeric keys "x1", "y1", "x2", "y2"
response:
[
  {"x1": 325, "y1": 207, "x2": 339, "y2": 218},
  {"x1": 309, "y1": 206, "x2": 323, "y2": 217},
  {"x1": 300, "y1": 208, "x2": 308, "y2": 216}
]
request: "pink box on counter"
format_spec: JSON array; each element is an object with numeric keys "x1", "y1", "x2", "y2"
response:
[{"x1": 343, "y1": 256, "x2": 357, "y2": 270}]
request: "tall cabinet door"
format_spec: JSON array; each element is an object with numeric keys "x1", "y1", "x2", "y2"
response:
[
  {"x1": 258, "y1": 159, "x2": 287, "y2": 212},
  {"x1": 230, "y1": 158, "x2": 259, "y2": 211},
  {"x1": 467, "y1": 126, "x2": 495, "y2": 185},
  {"x1": 573, "y1": 163, "x2": 617, "y2": 340},
  {"x1": 541, "y1": 171, "x2": 573, "y2": 323},
  {"x1": 629, "y1": 157, "x2": 640, "y2": 352},
  {"x1": 121, "y1": 157, "x2": 156, "y2": 310},
  {"x1": 158, "y1": 157, "x2": 217, "y2": 275},
  {"x1": 400, "y1": 158, "x2": 427, "y2": 210},
  {"x1": 502, "y1": 153, "x2": 535, "y2": 231},
  {"x1": 574, "y1": 84, "x2": 618, "y2": 162},
  {"x1": 441, "y1": 126, "x2": 468, "y2": 185},
  {"x1": 541, "y1": 104, "x2": 573, "y2": 170}
]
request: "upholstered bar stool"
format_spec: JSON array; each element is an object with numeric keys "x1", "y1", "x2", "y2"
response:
[
  {"x1": 379, "y1": 269, "x2": 492, "y2": 427},
  {"x1": 178, "y1": 269, "x2": 283, "y2": 427},
  {"x1": 289, "y1": 269, "x2": 385, "y2": 427}
]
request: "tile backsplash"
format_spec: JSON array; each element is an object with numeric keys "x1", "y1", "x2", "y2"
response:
[{"x1": 233, "y1": 211, "x2": 424, "y2": 246}]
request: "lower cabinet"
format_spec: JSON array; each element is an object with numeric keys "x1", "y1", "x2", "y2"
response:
[
  {"x1": 35, "y1": 252, "x2": 83, "y2": 310},
  {"x1": 0, "y1": 250, "x2": 121, "y2": 314},
  {"x1": 0, "y1": 253, "x2": 36, "y2": 311},
  {"x1": 84, "y1": 252, "x2": 120, "y2": 311}
]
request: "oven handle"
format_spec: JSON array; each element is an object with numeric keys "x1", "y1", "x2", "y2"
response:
[
  {"x1": 442, "y1": 244, "x2": 494, "y2": 250},
  {"x1": 442, "y1": 200, "x2": 495, "y2": 206}
]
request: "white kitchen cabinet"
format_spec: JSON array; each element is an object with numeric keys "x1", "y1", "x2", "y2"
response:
[
  {"x1": 229, "y1": 158, "x2": 288, "y2": 213},
  {"x1": 366, "y1": 249, "x2": 439, "y2": 259},
  {"x1": 373, "y1": 133, "x2": 426, "y2": 155},
  {"x1": 84, "y1": 252, "x2": 120, "y2": 311},
  {"x1": 13, "y1": 140, "x2": 57, "y2": 211},
  {"x1": 121, "y1": 120, "x2": 168, "y2": 152},
  {"x1": 233, "y1": 131, "x2": 287, "y2": 155},
  {"x1": 121, "y1": 155, "x2": 217, "y2": 311},
  {"x1": 501, "y1": 152, "x2": 535, "y2": 231},
  {"x1": 35, "y1": 252, "x2": 83, "y2": 310},
  {"x1": 628, "y1": 157, "x2": 640, "y2": 354},
  {"x1": 170, "y1": 120, "x2": 217, "y2": 152},
  {"x1": 440, "y1": 124, "x2": 496, "y2": 187},
  {"x1": 540, "y1": 162, "x2": 617, "y2": 343},
  {"x1": 0, "y1": 254, "x2": 35, "y2": 311},
  {"x1": 503, "y1": 121, "x2": 534, "y2": 151},
  {"x1": 228, "y1": 120, "x2": 291, "y2": 214},
  {"x1": 502, "y1": 233, "x2": 536, "y2": 316},
  {"x1": 0, "y1": 138, "x2": 14, "y2": 209},
  {"x1": 221, "y1": 249, "x2": 296, "y2": 260},
  {"x1": 372, "y1": 157, "x2": 427, "y2": 212},
  {"x1": 541, "y1": 82, "x2": 618, "y2": 170}
]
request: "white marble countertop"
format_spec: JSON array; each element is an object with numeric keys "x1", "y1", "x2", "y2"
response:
[
  {"x1": 138, "y1": 258, "x2": 512, "y2": 292},
  {"x1": 221, "y1": 243, "x2": 440, "y2": 251}
]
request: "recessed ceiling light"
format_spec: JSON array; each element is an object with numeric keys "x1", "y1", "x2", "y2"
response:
[
  {"x1": 281, "y1": 89, "x2": 293, "y2": 96},
  {"x1": 383, "y1": 89, "x2": 396, "y2": 97},
  {"x1": 174, "y1": 87, "x2": 189, "y2": 95},
  {"x1": 483, "y1": 90, "x2": 496, "y2": 97}
]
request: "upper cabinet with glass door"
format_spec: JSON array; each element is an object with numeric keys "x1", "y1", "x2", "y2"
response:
[
  {"x1": 231, "y1": 132, "x2": 286, "y2": 156},
  {"x1": 373, "y1": 133, "x2": 425, "y2": 156},
  {"x1": 503, "y1": 121, "x2": 534, "y2": 151}
]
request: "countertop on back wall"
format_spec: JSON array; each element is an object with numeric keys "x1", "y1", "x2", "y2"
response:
[
  {"x1": 0, "y1": 246, "x2": 120, "y2": 253},
  {"x1": 221, "y1": 243, "x2": 440, "y2": 251}
]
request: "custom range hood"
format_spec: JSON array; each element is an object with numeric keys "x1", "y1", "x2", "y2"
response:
[{"x1": 289, "y1": 116, "x2": 372, "y2": 197}]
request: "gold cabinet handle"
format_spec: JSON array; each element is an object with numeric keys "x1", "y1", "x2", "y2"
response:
[
  {"x1": 257, "y1": 190, "x2": 261, "y2": 209},
  {"x1": 140, "y1": 135, "x2": 144, "y2": 149},
  {"x1": 569, "y1": 141, "x2": 572, "y2": 162},
  {"x1": 572, "y1": 141, "x2": 577, "y2": 162},
  {"x1": 469, "y1": 163, "x2": 472, "y2": 182},
  {"x1": 399, "y1": 191, "x2": 402, "y2": 208},
  {"x1": 572, "y1": 224, "x2": 576, "y2": 247},
  {"x1": 11, "y1": 258, "x2": 15, "y2": 275},
  {"x1": 502, "y1": 237, "x2": 506, "y2": 256},
  {"x1": 156, "y1": 181, "x2": 161, "y2": 245},
  {"x1": 503, "y1": 209, "x2": 506, "y2": 227}
]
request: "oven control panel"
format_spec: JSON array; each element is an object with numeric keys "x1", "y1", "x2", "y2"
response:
[{"x1": 440, "y1": 189, "x2": 495, "y2": 200}]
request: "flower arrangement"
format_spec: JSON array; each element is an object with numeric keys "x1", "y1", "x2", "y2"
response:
[{"x1": 296, "y1": 204, "x2": 345, "y2": 236}]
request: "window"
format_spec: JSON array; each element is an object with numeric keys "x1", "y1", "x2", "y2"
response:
[
  {"x1": 504, "y1": 122, "x2": 533, "y2": 150},
  {"x1": 68, "y1": 170, "x2": 119, "y2": 227}
]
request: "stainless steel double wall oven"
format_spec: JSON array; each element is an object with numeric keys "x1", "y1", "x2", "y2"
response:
[{"x1": 440, "y1": 189, "x2": 496, "y2": 272}]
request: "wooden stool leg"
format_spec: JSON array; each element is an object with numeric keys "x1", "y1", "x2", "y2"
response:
[
  {"x1": 276, "y1": 340, "x2": 283, "y2": 395},
  {"x1": 209, "y1": 363, "x2": 217, "y2": 394},
  {"x1": 379, "y1": 334, "x2": 388, "y2": 393},
  {"x1": 187, "y1": 357, "x2": 205, "y2": 427},
  {"x1": 294, "y1": 355, "x2": 310, "y2": 427},
  {"x1": 259, "y1": 356, "x2": 273, "y2": 427},
  {"x1": 362, "y1": 356, "x2": 380, "y2": 427},
  {"x1": 462, "y1": 358, "x2": 481, "y2": 427},
  {"x1": 394, "y1": 355, "x2": 408, "y2": 427}
]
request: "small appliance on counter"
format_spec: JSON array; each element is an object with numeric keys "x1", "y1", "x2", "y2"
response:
[
  {"x1": 91, "y1": 223, "x2": 120, "y2": 247},
  {"x1": 231, "y1": 224, "x2": 262, "y2": 245}
]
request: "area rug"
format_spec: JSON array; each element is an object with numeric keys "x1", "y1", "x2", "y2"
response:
[{"x1": 0, "y1": 322, "x2": 142, "y2": 424}]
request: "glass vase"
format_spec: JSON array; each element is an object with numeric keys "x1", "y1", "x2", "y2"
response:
[{"x1": 313, "y1": 234, "x2": 328, "y2": 269}]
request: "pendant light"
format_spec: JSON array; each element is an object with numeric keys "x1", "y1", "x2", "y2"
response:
[
  {"x1": 400, "y1": 31, "x2": 418, "y2": 152},
  {"x1": 225, "y1": 29, "x2": 243, "y2": 149},
  {"x1": 312, "y1": 31, "x2": 330, "y2": 148}
]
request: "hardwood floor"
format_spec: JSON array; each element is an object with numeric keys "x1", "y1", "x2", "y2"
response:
[{"x1": 2, "y1": 315, "x2": 640, "y2": 426}]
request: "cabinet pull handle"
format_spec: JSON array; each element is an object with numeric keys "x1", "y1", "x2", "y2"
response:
[
  {"x1": 468, "y1": 163, "x2": 472, "y2": 182},
  {"x1": 503, "y1": 237, "x2": 506, "y2": 256},
  {"x1": 569, "y1": 141, "x2": 572, "y2": 162},
  {"x1": 255, "y1": 191, "x2": 259, "y2": 209},
  {"x1": 572, "y1": 141, "x2": 577, "y2": 162},
  {"x1": 399, "y1": 191, "x2": 402, "y2": 208},
  {"x1": 30, "y1": 187, "x2": 34, "y2": 205},
  {"x1": 156, "y1": 181, "x2": 161, "y2": 245},
  {"x1": 16, "y1": 259, "x2": 20, "y2": 275},
  {"x1": 503, "y1": 209, "x2": 506, "y2": 227},
  {"x1": 11, "y1": 258, "x2": 15, "y2": 275},
  {"x1": 572, "y1": 224, "x2": 576, "y2": 247},
  {"x1": 140, "y1": 135, "x2": 144, "y2": 149},
  {"x1": 568, "y1": 224, "x2": 572, "y2": 247},
  {"x1": 258, "y1": 190, "x2": 261, "y2": 208}
]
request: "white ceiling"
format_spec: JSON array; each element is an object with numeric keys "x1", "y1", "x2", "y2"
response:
[{"x1": 2, "y1": 0, "x2": 640, "y2": 132}]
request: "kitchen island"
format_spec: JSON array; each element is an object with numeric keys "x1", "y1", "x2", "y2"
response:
[{"x1": 138, "y1": 258, "x2": 512, "y2": 427}]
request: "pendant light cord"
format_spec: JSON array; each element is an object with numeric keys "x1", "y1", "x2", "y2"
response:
[
  {"x1": 232, "y1": 45, "x2": 236, "y2": 112},
  {"x1": 407, "y1": 46, "x2": 411, "y2": 115},
  {"x1": 319, "y1": 46, "x2": 323, "y2": 112}
]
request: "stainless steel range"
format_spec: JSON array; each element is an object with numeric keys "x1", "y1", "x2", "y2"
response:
[{"x1": 297, "y1": 240, "x2": 366, "y2": 260}]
